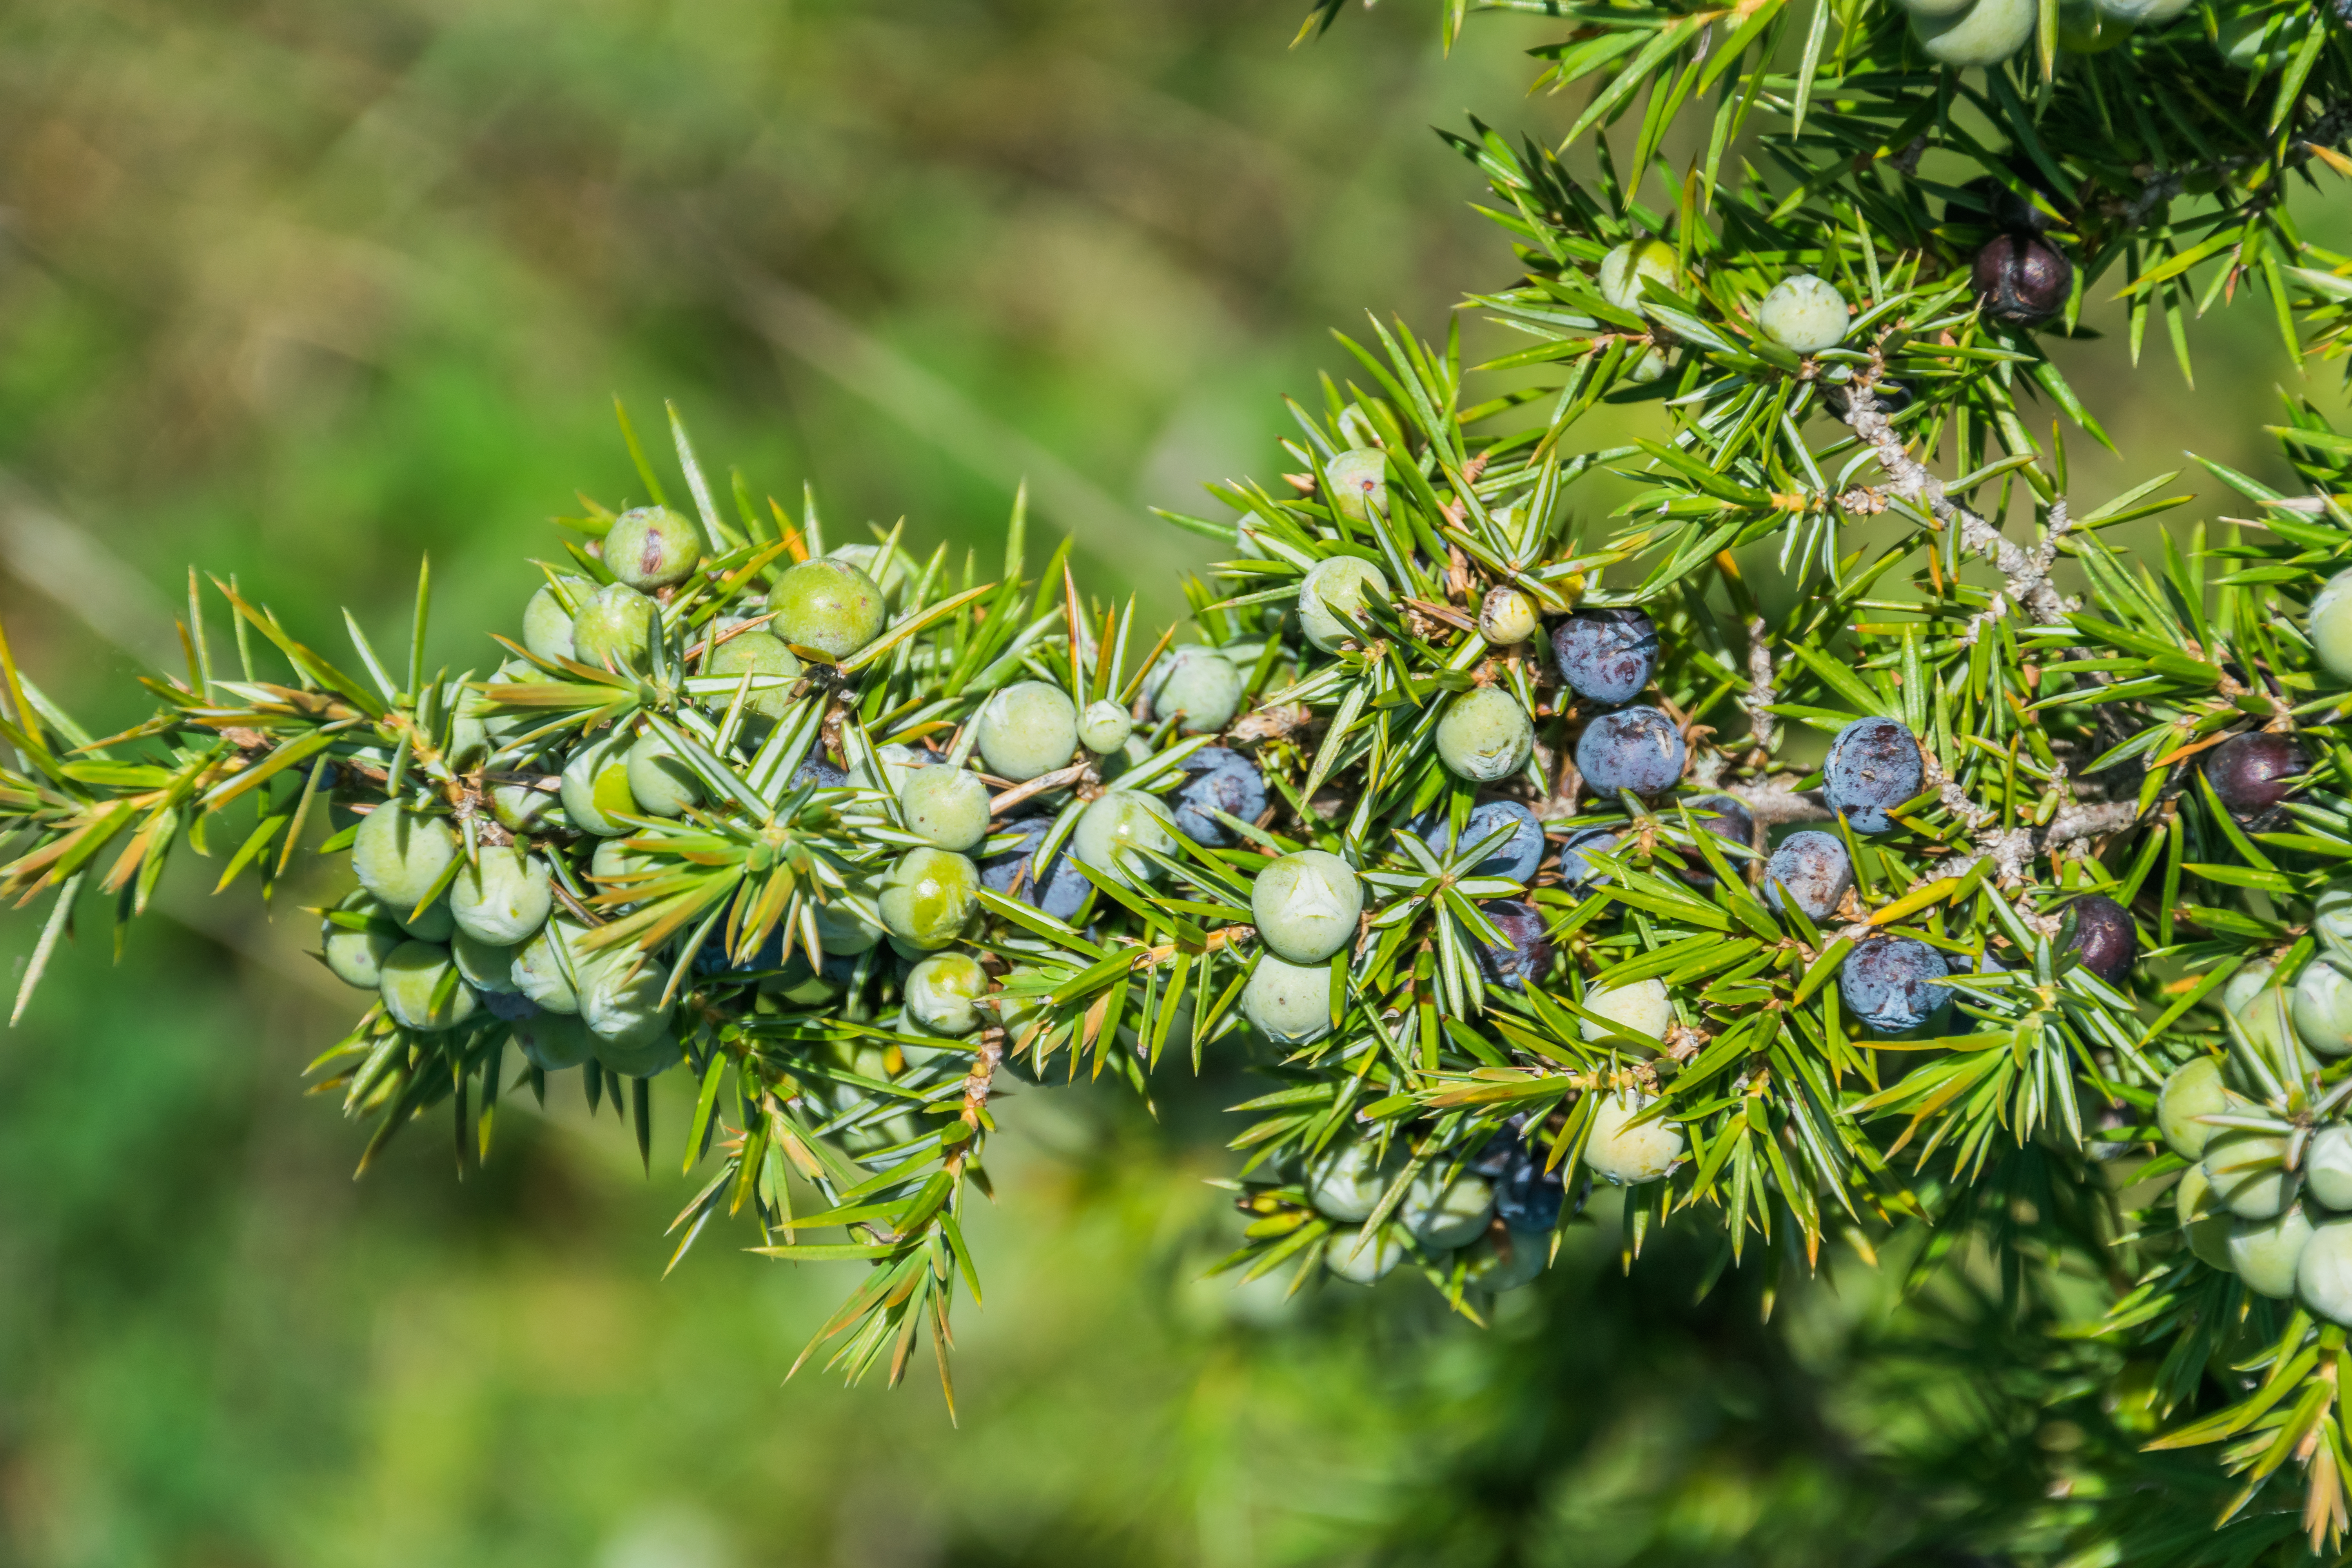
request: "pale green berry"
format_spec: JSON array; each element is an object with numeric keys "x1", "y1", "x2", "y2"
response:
[
  {"x1": 512, "y1": 1010, "x2": 595, "y2": 1071},
  {"x1": 1478, "y1": 587, "x2": 1539, "y2": 646},
  {"x1": 512, "y1": 918, "x2": 592, "y2": 1014},
  {"x1": 579, "y1": 949, "x2": 674, "y2": 1063},
  {"x1": 398, "y1": 898, "x2": 455, "y2": 944},
  {"x1": 570, "y1": 583, "x2": 657, "y2": 670},
  {"x1": 479, "y1": 659, "x2": 545, "y2": 751},
  {"x1": 878, "y1": 849, "x2": 980, "y2": 950},
  {"x1": 904, "y1": 951, "x2": 989, "y2": 1036},
  {"x1": 1073, "y1": 789, "x2": 1178, "y2": 887},
  {"x1": 1401, "y1": 1168, "x2": 1495, "y2": 1250},
  {"x1": 1581, "y1": 976, "x2": 1673, "y2": 1042},
  {"x1": 1462, "y1": 1225, "x2": 1549, "y2": 1292},
  {"x1": 2223, "y1": 958, "x2": 2279, "y2": 1015},
  {"x1": 2307, "y1": 568, "x2": 2352, "y2": 686},
  {"x1": 2090, "y1": 0, "x2": 2192, "y2": 18},
  {"x1": 522, "y1": 575, "x2": 594, "y2": 664},
  {"x1": 2176, "y1": 1162, "x2": 2237, "y2": 1271},
  {"x1": 588, "y1": 840, "x2": 658, "y2": 909},
  {"x1": 1077, "y1": 699, "x2": 1133, "y2": 755},
  {"x1": 769, "y1": 558, "x2": 886, "y2": 661},
  {"x1": 1325, "y1": 1227, "x2": 1407, "y2": 1285},
  {"x1": 1626, "y1": 347, "x2": 1669, "y2": 384},
  {"x1": 1297, "y1": 556, "x2": 1391, "y2": 652},
  {"x1": 2057, "y1": 0, "x2": 2133, "y2": 51},
  {"x1": 603, "y1": 505, "x2": 702, "y2": 592},
  {"x1": 1252, "y1": 849, "x2": 1363, "y2": 965},
  {"x1": 1597, "y1": 238, "x2": 1681, "y2": 312},
  {"x1": 451, "y1": 929, "x2": 519, "y2": 994},
  {"x1": 1324, "y1": 448, "x2": 1388, "y2": 524},
  {"x1": 321, "y1": 895, "x2": 400, "y2": 989},
  {"x1": 1583, "y1": 1089, "x2": 1684, "y2": 1184},
  {"x1": 2205, "y1": 1127, "x2": 2296, "y2": 1220},
  {"x1": 490, "y1": 781, "x2": 563, "y2": 834},
  {"x1": 2301, "y1": 1215, "x2": 2352, "y2": 1324},
  {"x1": 379, "y1": 941, "x2": 478, "y2": 1033},
  {"x1": 2156, "y1": 1056, "x2": 2230, "y2": 1160},
  {"x1": 2234, "y1": 983, "x2": 2296, "y2": 1060},
  {"x1": 2230, "y1": 1203, "x2": 2315, "y2": 1299},
  {"x1": 450, "y1": 846, "x2": 552, "y2": 947},
  {"x1": 898, "y1": 763, "x2": 990, "y2": 853},
  {"x1": 625, "y1": 729, "x2": 702, "y2": 818},
  {"x1": 2295, "y1": 960, "x2": 2352, "y2": 1058},
  {"x1": 2318, "y1": 886, "x2": 2352, "y2": 969},
  {"x1": 1435, "y1": 687, "x2": 1534, "y2": 783},
  {"x1": 828, "y1": 543, "x2": 919, "y2": 598},
  {"x1": 352, "y1": 804, "x2": 458, "y2": 916},
  {"x1": 809, "y1": 896, "x2": 882, "y2": 957},
  {"x1": 1908, "y1": 0, "x2": 2036, "y2": 65},
  {"x1": 1755, "y1": 274, "x2": 1850, "y2": 355},
  {"x1": 2311, "y1": 1125, "x2": 2352, "y2": 1211},
  {"x1": 560, "y1": 735, "x2": 639, "y2": 837},
  {"x1": 1149, "y1": 648, "x2": 1243, "y2": 734},
  {"x1": 706, "y1": 629, "x2": 802, "y2": 722},
  {"x1": 1308, "y1": 1138, "x2": 1407, "y2": 1222},
  {"x1": 1241, "y1": 953, "x2": 1331, "y2": 1045},
  {"x1": 976, "y1": 681, "x2": 1079, "y2": 782},
  {"x1": 443, "y1": 682, "x2": 490, "y2": 772}
]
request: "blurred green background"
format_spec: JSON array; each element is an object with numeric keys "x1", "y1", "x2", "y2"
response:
[{"x1": 0, "y1": 3, "x2": 2344, "y2": 1565}]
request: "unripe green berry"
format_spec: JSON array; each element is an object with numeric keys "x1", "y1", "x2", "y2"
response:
[
  {"x1": 1597, "y1": 238, "x2": 1681, "y2": 312},
  {"x1": 1324, "y1": 448, "x2": 1388, "y2": 524},
  {"x1": 512, "y1": 1009, "x2": 594, "y2": 1071},
  {"x1": 1077, "y1": 699, "x2": 1133, "y2": 755},
  {"x1": 450, "y1": 845, "x2": 553, "y2": 947},
  {"x1": 1308, "y1": 1138, "x2": 1407, "y2": 1221},
  {"x1": 2175, "y1": 1162, "x2": 2236, "y2": 1271},
  {"x1": 1755, "y1": 274, "x2": 1850, "y2": 355},
  {"x1": 2205, "y1": 1127, "x2": 2296, "y2": 1219},
  {"x1": 1325, "y1": 1228, "x2": 1406, "y2": 1285},
  {"x1": 897, "y1": 763, "x2": 991, "y2": 853},
  {"x1": 490, "y1": 780, "x2": 564, "y2": 834},
  {"x1": 1401, "y1": 1168, "x2": 1495, "y2": 1249},
  {"x1": 1627, "y1": 347, "x2": 1669, "y2": 384},
  {"x1": 904, "y1": 951, "x2": 989, "y2": 1036},
  {"x1": 590, "y1": 837, "x2": 659, "y2": 906},
  {"x1": 512, "y1": 917, "x2": 592, "y2": 1014},
  {"x1": 878, "y1": 848, "x2": 980, "y2": 950},
  {"x1": 522, "y1": 576, "x2": 594, "y2": 664},
  {"x1": 768, "y1": 558, "x2": 886, "y2": 661},
  {"x1": 2299, "y1": 1216, "x2": 2352, "y2": 1324},
  {"x1": 2319, "y1": 889, "x2": 2352, "y2": 970},
  {"x1": 810, "y1": 896, "x2": 882, "y2": 957},
  {"x1": 1478, "y1": 586, "x2": 1539, "y2": 646},
  {"x1": 1241, "y1": 953, "x2": 1331, "y2": 1045},
  {"x1": 1252, "y1": 849, "x2": 1363, "y2": 965},
  {"x1": 976, "y1": 681, "x2": 1079, "y2": 782},
  {"x1": 2229, "y1": 1203, "x2": 2315, "y2": 1299},
  {"x1": 444, "y1": 682, "x2": 490, "y2": 772},
  {"x1": 1297, "y1": 556, "x2": 1391, "y2": 652},
  {"x1": 625, "y1": 729, "x2": 701, "y2": 818},
  {"x1": 1907, "y1": 0, "x2": 2035, "y2": 66},
  {"x1": 1435, "y1": 687, "x2": 1534, "y2": 783},
  {"x1": 2310, "y1": 569, "x2": 2352, "y2": 687},
  {"x1": 399, "y1": 898, "x2": 455, "y2": 943},
  {"x1": 352, "y1": 804, "x2": 459, "y2": 917},
  {"x1": 2294, "y1": 960, "x2": 2352, "y2": 1058},
  {"x1": 828, "y1": 543, "x2": 919, "y2": 599},
  {"x1": 451, "y1": 929, "x2": 519, "y2": 993},
  {"x1": 2090, "y1": 0, "x2": 2192, "y2": 17},
  {"x1": 1583, "y1": 1089, "x2": 1684, "y2": 1184},
  {"x1": 560, "y1": 735, "x2": 639, "y2": 837},
  {"x1": 570, "y1": 583, "x2": 657, "y2": 670},
  {"x1": 2222, "y1": 958, "x2": 2279, "y2": 1016},
  {"x1": 1580, "y1": 976, "x2": 1673, "y2": 1042},
  {"x1": 2156, "y1": 1056, "x2": 2230, "y2": 1160},
  {"x1": 602, "y1": 505, "x2": 702, "y2": 592},
  {"x1": 1462, "y1": 1225, "x2": 1549, "y2": 1292},
  {"x1": 1149, "y1": 647, "x2": 1244, "y2": 734},
  {"x1": 2057, "y1": 0, "x2": 2133, "y2": 51},
  {"x1": 579, "y1": 949, "x2": 674, "y2": 1064},
  {"x1": 321, "y1": 895, "x2": 400, "y2": 989},
  {"x1": 705, "y1": 629, "x2": 802, "y2": 723},
  {"x1": 1073, "y1": 789, "x2": 1178, "y2": 888},
  {"x1": 2310, "y1": 1124, "x2": 2352, "y2": 1211},
  {"x1": 379, "y1": 941, "x2": 478, "y2": 1033}
]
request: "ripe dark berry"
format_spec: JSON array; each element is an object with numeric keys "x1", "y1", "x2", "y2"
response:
[
  {"x1": 2064, "y1": 894, "x2": 2139, "y2": 984},
  {"x1": 1972, "y1": 234, "x2": 2073, "y2": 327},
  {"x1": 1558, "y1": 827, "x2": 1622, "y2": 892},
  {"x1": 980, "y1": 815, "x2": 1090, "y2": 921},
  {"x1": 1468, "y1": 1116, "x2": 1532, "y2": 1180},
  {"x1": 1493, "y1": 1151, "x2": 1566, "y2": 1230},
  {"x1": 1764, "y1": 830, "x2": 1854, "y2": 921},
  {"x1": 792, "y1": 753, "x2": 848, "y2": 791},
  {"x1": 1824, "y1": 716, "x2": 1924, "y2": 835},
  {"x1": 2207, "y1": 731, "x2": 2307, "y2": 823},
  {"x1": 1675, "y1": 793, "x2": 1753, "y2": 887},
  {"x1": 1551, "y1": 608, "x2": 1659, "y2": 705},
  {"x1": 1575, "y1": 706, "x2": 1686, "y2": 797},
  {"x1": 1839, "y1": 936, "x2": 1952, "y2": 1034},
  {"x1": 1171, "y1": 747, "x2": 1267, "y2": 847},
  {"x1": 1426, "y1": 799, "x2": 1546, "y2": 883},
  {"x1": 1472, "y1": 898, "x2": 1553, "y2": 991}
]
